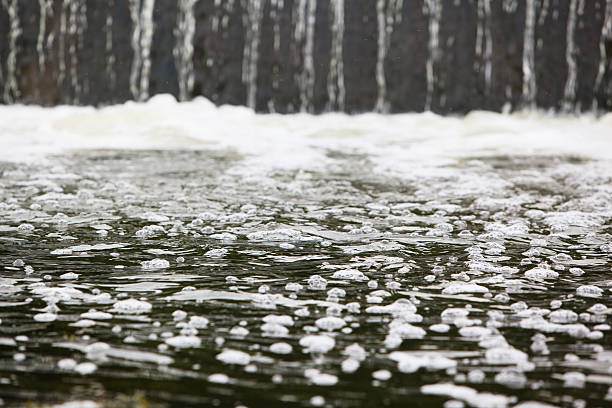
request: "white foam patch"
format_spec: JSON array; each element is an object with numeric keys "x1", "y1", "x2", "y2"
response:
[{"x1": 2, "y1": 96, "x2": 612, "y2": 177}]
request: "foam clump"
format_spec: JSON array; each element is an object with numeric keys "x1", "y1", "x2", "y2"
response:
[
  {"x1": 135, "y1": 225, "x2": 165, "y2": 238},
  {"x1": 269, "y1": 342, "x2": 293, "y2": 354},
  {"x1": 307, "y1": 275, "x2": 328, "y2": 290},
  {"x1": 111, "y1": 299, "x2": 152, "y2": 314},
  {"x1": 548, "y1": 309, "x2": 578, "y2": 324},
  {"x1": 576, "y1": 285, "x2": 603, "y2": 298},
  {"x1": 389, "y1": 352, "x2": 456, "y2": 373},
  {"x1": 165, "y1": 335, "x2": 201, "y2": 348},
  {"x1": 299, "y1": 335, "x2": 335, "y2": 353},
  {"x1": 216, "y1": 349, "x2": 251, "y2": 365},
  {"x1": 141, "y1": 258, "x2": 170, "y2": 269},
  {"x1": 74, "y1": 362, "x2": 98, "y2": 375},
  {"x1": 485, "y1": 347, "x2": 529, "y2": 365},
  {"x1": 208, "y1": 373, "x2": 230, "y2": 384},
  {"x1": 81, "y1": 310, "x2": 113, "y2": 320},
  {"x1": 524, "y1": 267, "x2": 559, "y2": 280},
  {"x1": 188, "y1": 316, "x2": 209, "y2": 328},
  {"x1": 247, "y1": 228, "x2": 303, "y2": 241},
  {"x1": 305, "y1": 369, "x2": 338, "y2": 386},
  {"x1": 315, "y1": 316, "x2": 346, "y2": 331},
  {"x1": 331, "y1": 269, "x2": 369, "y2": 281},
  {"x1": 263, "y1": 314, "x2": 294, "y2": 326},
  {"x1": 205, "y1": 248, "x2": 228, "y2": 258},
  {"x1": 284, "y1": 282, "x2": 303, "y2": 292},
  {"x1": 421, "y1": 383, "x2": 514, "y2": 408},
  {"x1": 34, "y1": 312, "x2": 57, "y2": 322},
  {"x1": 442, "y1": 282, "x2": 489, "y2": 295}
]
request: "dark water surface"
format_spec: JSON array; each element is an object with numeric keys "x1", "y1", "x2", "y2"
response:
[{"x1": 0, "y1": 149, "x2": 611, "y2": 408}]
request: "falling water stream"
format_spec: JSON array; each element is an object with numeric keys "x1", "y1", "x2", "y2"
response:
[{"x1": 522, "y1": 0, "x2": 537, "y2": 109}]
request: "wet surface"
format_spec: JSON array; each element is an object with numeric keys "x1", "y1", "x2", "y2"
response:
[{"x1": 0, "y1": 147, "x2": 611, "y2": 407}]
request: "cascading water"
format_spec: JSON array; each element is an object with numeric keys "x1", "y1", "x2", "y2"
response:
[
  {"x1": 175, "y1": 0, "x2": 198, "y2": 102},
  {"x1": 594, "y1": 0, "x2": 612, "y2": 110},
  {"x1": 36, "y1": 0, "x2": 53, "y2": 74},
  {"x1": 129, "y1": 0, "x2": 156, "y2": 102},
  {"x1": 68, "y1": 0, "x2": 87, "y2": 103},
  {"x1": 1, "y1": 1, "x2": 611, "y2": 112},
  {"x1": 475, "y1": 0, "x2": 492, "y2": 96},
  {"x1": 424, "y1": 0, "x2": 441, "y2": 111},
  {"x1": 294, "y1": 0, "x2": 317, "y2": 113},
  {"x1": 269, "y1": 0, "x2": 284, "y2": 111},
  {"x1": 242, "y1": 0, "x2": 263, "y2": 109},
  {"x1": 2, "y1": 0, "x2": 20, "y2": 103},
  {"x1": 105, "y1": 0, "x2": 116, "y2": 95},
  {"x1": 375, "y1": 0, "x2": 403, "y2": 113},
  {"x1": 327, "y1": 0, "x2": 344, "y2": 112},
  {"x1": 562, "y1": 0, "x2": 578, "y2": 112},
  {"x1": 522, "y1": 0, "x2": 537, "y2": 108}
]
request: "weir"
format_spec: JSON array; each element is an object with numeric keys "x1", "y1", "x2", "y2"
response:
[{"x1": 0, "y1": 0, "x2": 611, "y2": 113}]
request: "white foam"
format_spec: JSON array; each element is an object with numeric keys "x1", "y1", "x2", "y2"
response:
[
  {"x1": 165, "y1": 335, "x2": 201, "y2": 348},
  {"x1": 111, "y1": 299, "x2": 152, "y2": 314},
  {"x1": 216, "y1": 349, "x2": 251, "y2": 365},
  {"x1": 141, "y1": 258, "x2": 170, "y2": 270},
  {"x1": 2, "y1": 96, "x2": 612, "y2": 178},
  {"x1": 299, "y1": 335, "x2": 335, "y2": 353},
  {"x1": 421, "y1": 383, "x2": 514, "y2": 408},
  {"x1": 269, "y1": 342, "x2": 293, "y2": 354}
]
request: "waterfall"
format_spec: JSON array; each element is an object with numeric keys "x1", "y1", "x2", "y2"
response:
[
  {"x1": 106, "y1": 0, "x2": 116, "y2": 94},
  {"x1": 594, "y1": 0, "x2": 612, "y2": 110},
  {"x1": 562, "y1": 0, "x2": 578, "y2": 112},
  {"x1": 175, "y1": 0, "x2": 198, "y2": 102},
  {"x1": 424, "y1": 0, "x2": 441, "y2": 112},
  {"x1": 522, "y1": 0, "x2": 537, "y2": 109},
  {"x1": 58, "y1": 0, "x2": 67, "y2": 89},
  {"x1": 375, "y1": 0, "x2": 403, "y2": 113},
  {"x1": 2, "y1": 0, "x2": 20, "y2": 103},
  {"x1": 269, "y1": 0, "x2": 285, "y2": 112},
  {"x1": 327, "y1": 0, "x2": 345, "y2": 111},
  {"x1": 475, "y1": 0, "x2": 492, "y2": 96},
  {"x1": 37, "y1": 0, "x2": 53, "y2": 73},
  {"x1": 294, "y1": 0, "x2": 317, "y2": 112},
  {"x1": 242, "y1": 0, "x2": 263, "y2": 109},
  {"x1": 129, "y1": 0, "x2": 156, "y2": 102},
  {"x1": 68, "y1": 0, "x2": 87, "y2": 104}
]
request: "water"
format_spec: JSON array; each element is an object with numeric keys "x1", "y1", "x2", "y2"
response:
[
  {"x1": 129, "y1": 0, "x2": 156, "y2": 102},
  {"x1": 68, "y1": 0, "x2": 87, "y2": 104},
  {"x1": 2, "y1": 0, "x2": 20, "y2": 103},
  {"x1": 522, "y1": 0, "x2": 537, "y2": 109},
  {"x1": 242, "y1": 0, "x2": 264, "y2": 109},
  {"x1": 175, "y1": 0, "x2": 198, "y2": 102},
  {"x1": 37, "y1": 0, "x2": 53, "y2": 74},
  {"x1": 1, "y1": 96, "x2": 612, "y2": 407},
  {"x1": 375, "y1": 0, "x2": 403, "y2": 113},
  {"x1": 594, "y1": 0, "x2": 612, "y2": 110},
  {"x1": 424, "y1": 0, "x2": 441, "y2": 112},
  {"x1": 105, "y1": 0, "x2": 116, "y2": 96},
  {"x1": 327, "y1": 0, "x2": 344, "y2": 112},
  {"x1": 475, "y1": 0, "x2": 492, "y2": 96},
  {"x1": 294, "y1": 0, "x2": 317, "y2": 113},
  {"x1": 562, "y1": 0, "x2": 578, "y2": 113}
]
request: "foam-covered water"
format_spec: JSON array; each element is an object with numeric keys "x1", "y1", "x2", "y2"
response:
[{"x1": 0, "y1": 96, "x2": 611, "y2": 407}]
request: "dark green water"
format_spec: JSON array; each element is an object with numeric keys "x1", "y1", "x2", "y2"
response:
[{"x1": 0, "y1": 150, "x2": 611, "y2": 408}]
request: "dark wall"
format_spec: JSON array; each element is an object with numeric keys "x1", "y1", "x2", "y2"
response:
[{"x1": 0, "y1": 0, "x2": 611, "y2": 113}]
